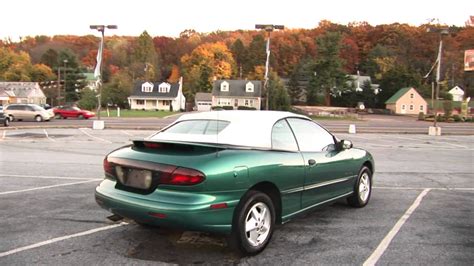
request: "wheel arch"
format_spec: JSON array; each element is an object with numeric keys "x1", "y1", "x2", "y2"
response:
[{"x1": 247, "y1": 182, "x2": 282, "y2": 224}]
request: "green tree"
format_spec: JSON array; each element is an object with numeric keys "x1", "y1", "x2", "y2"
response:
[
  {"x1": 378, "y1": 65, "x2": 421, "y2": 108},
  {"x1": 311, "y1": 32, "x2": 348, "y2": 106},
  {"x1": 77, "y1": 88, "x2": 97, "y2": 110},
  {"x1": 40, "y1": 48, "x2": 59, "y2": 68},
  {"x1": 58, "y1": 50, "x2": 86, "y2": 103},
  {"x1": 131, "y1": 31, "x2": 160, "y2": 81},
  {"x1": 245, "y1": 34, "x2": 266, "y2": 76},
  {"x1": 101, "y1": 71, "x2": 133, "y2": 108},
  {"x1": 231, "y1": 38, "x2": 247, "y2": 78},
  {"x1": 268, "y1": 72, "x2": 291, "y2": 111},
  {"x1": 288, "y1": 66, "x2": 303, "y2": 104}
]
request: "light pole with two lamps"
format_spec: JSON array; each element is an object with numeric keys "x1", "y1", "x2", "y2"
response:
[
  {"x1": 90, "y1": 24, "x2": 117, "y2": 123},
  {"x1": 255, "y1": 24, "x2": 284, "y2": 110}
]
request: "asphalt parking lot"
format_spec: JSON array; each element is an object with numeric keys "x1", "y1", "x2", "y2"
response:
[{"x1": 0, "y1": 128, "x2": 473, "y2": 265}]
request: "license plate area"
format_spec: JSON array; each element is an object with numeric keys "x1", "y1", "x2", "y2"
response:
[{"x1": 116, "y1": 166, "x2": 153, "y2": 190}]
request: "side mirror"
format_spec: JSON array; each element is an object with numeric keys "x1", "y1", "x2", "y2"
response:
[{"x1": 337, "y1": 140, "x2": 353, "y2": 150}]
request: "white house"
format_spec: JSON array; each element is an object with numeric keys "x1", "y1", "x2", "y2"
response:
[
  {"x1": 448, "y1": 86, "x2": 464, "y2": 102},
  {"x1": 212, "y1": 80, "x2": 262, "y2": 109},
  {"x1": 0, "y1": 82, "x2": 47, "y2": 105},
  {"x1": 128, "y1": 77, "x2": 186, "y2": 111},
  {"x1": 195, "y1": 92, "x2": 212, "y2": 111}
]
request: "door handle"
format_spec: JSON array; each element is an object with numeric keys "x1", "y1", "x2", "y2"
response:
[{"x1": 308, "y1": 159, "x2": 316, "y2": 166}]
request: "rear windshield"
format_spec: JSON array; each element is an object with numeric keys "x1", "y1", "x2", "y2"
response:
[{"x1": 161, "y1": 120, "x2": 230, "y2": 135}]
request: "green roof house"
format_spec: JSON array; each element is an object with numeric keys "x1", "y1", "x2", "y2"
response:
[{"x1": 385, "y1": 87, "x2": 427, "y2": 115}]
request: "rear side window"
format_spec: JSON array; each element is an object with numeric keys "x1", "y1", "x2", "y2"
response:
[
  {"x1": 272, "y1": 119, "x2": 298, "y2": 151},
  {"x1": 162, "y1": 120, "x2": 230, "y2": 135}
]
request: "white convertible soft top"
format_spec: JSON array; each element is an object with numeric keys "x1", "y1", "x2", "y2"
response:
[{"x1": 150, "y1": 110, "x2": 309, "y2": 149}]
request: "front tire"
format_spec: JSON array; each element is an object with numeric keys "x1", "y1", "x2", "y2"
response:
[
  {"x1": 230, "y1": 191, "x2": 275, "y2": 255},
  {"x1": 347, "y1": 166, "x2": 372, "y2": 208},
  {"x1": 35, "y1": 115, "x2": 43, "y2": 122},
  {"x1": 4, "y1": 118, "x2": 9, "y2": 127}
]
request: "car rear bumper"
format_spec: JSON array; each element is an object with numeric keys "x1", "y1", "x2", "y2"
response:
[{"x1": 95, "y1": 179, "x2": 240, "y2": 234}]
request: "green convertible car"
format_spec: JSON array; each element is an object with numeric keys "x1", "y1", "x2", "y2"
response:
[{"x1": 95, "y1": 110, "x2": 374, "y2": 255}]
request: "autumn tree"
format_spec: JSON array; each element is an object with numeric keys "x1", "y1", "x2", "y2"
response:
[
  {"x1": 181, "y1": 42, "x2": 235, "y2": 99},
  {"x1": 0, "y1": 47, "x2": 55, "y2": 82}
]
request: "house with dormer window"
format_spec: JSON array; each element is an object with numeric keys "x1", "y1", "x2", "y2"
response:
[
  {"x1": 128, "y1": 77, "x2": 186, "y2": 111},
  {"x1": 212, "y1": 80, "x2": 262, "y2": 110}
]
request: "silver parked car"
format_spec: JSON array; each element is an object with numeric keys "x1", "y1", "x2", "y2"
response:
[{"x1": 4, "y1": 104, "x2": 53, "y2": 122}]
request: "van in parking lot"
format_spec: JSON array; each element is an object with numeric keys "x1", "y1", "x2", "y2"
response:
[{"x1": 4, "y1": 104, "x2": 53, "y2": 122}]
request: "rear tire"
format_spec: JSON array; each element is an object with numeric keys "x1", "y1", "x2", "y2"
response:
[
  {"x1": 78, "y1": 114, "x2": 84, "y2": 119},
  {"x1": 229, "y1": 190, "x2": 275, "y2": 256},
  {"x1": 347, "y1": 166, "x2": 372, "y2": 208}
]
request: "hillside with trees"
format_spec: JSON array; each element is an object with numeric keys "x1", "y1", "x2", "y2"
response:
[{"x1": 1, "y1": 20, "x2": 473, "y2": 109}]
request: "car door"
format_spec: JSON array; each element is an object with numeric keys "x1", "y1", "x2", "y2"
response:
[
  {"x1": 286, "y1": 118, "x2": 355, "y2": 208},
  {"x1": 270, "y1": 119, "x2": 305, "y2": 216}
]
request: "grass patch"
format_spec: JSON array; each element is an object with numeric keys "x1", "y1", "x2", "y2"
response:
[{"x1": 99, "y1": 109, "x2": 176, "y2": 118}]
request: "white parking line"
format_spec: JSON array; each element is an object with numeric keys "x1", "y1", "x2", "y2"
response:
[
  {"x1": 0, "y1": 179, "x2": 101, "y2": 195},
  {"x1": 79, "y1": 128, "x2": 112, "y2": 143},
  {"x1": 363, "y1": 188, "x2": 431, "y2": 266},
  {"x1": 0, "y1": 174, "x2": 101, "y2": 180},
  {"x1": 1, "y1": 130, "x2": 5, "y2": 140},
  {"x1": 0, "y1": 222, "x2": 127, "y2": 258},
  {"x1": 374, "y1": 186, "x2": 474, "y2": 191},
  {"x1": 43, "y1": 129, "x2": 56, "y2": 142},
  {"x1": 121, "y1": 130, "x2": 132, "y2": 136}
]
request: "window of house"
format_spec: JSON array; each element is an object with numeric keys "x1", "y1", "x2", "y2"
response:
[
  {"x1": 244, "y1": 99, "x2": 249, "y2": 106},
  {"x1": 420, "y1": 105, "x2": 424, "y2": 111},
  {"x1": 246, "y1": 82, "x2": 254, "y2": 93},
  {"x1": 410, "y1": 93, "x2": 414, "y2": 99},
  {"x1": 401, "y1": 104, "x2": 406, "y2": 110},
  {"x1": 159, "y1": 82, "x2": 171, "y2": 93},
  {"x1": 218, "y1": 98, "x2": 231, "y2": 106},
  {"x1": 409, "y1": 105, "x2": 414, "y2": 111},
  {"x1": 220, "y1": 81, "x2": 229, "y2": 92},
  {"x1": 136, "y1": 100, "x2": 145, "y2": 105},
  {"x1": 141, "y1": 82, "x2": 153, "y2": 92},
  {"x1": 162, "y1": 100, "x2": 169, "y2": 106}
]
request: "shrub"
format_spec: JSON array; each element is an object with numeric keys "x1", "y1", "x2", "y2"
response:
[
  {"x1": 418, "y1": 112, "x2": 425, "y2": 121},
  {"x1": 237, "y1": 106, "x2": 257, "y2": 110},
  {"x1": 452, "y1": 114, "x2": 462, "y2": 122}
]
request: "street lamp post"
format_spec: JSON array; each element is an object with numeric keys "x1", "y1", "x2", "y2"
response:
[
  {"x1": 255, "y1": 24, "x2": 284, "y2": 110},
  {"x1": 90, "y1": 24, "x2": 117, "y2": 121},
  {"x1": 63, "y1": 59, "x2": 68, "y2": 104}
]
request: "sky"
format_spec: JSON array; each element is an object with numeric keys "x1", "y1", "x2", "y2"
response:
[{"x1": 1, "y1": 0, "x2": 472, "y2": 40}]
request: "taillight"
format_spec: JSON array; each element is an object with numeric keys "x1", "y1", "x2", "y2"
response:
[
  {"x1": 160, "y1": 167, "x2": 205, "y2": 186},
  {"x1": 103, "y1": 157, "x2": 115, "y2": 178},
  {"x1": 143, "y1": 142, "x2": 163, "y2": 149}
]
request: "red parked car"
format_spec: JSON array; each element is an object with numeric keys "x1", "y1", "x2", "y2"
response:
[{"x1": 53, "y1": 106, "x2": 95, "y2": 119}]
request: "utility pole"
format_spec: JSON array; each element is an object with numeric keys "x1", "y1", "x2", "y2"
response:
[
  {"x1": 425, "y1": 26, "x2": 449, "y2": 135},
  {"x1": 255, "y1": 24, "x2": 284, "y2": 110}
]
